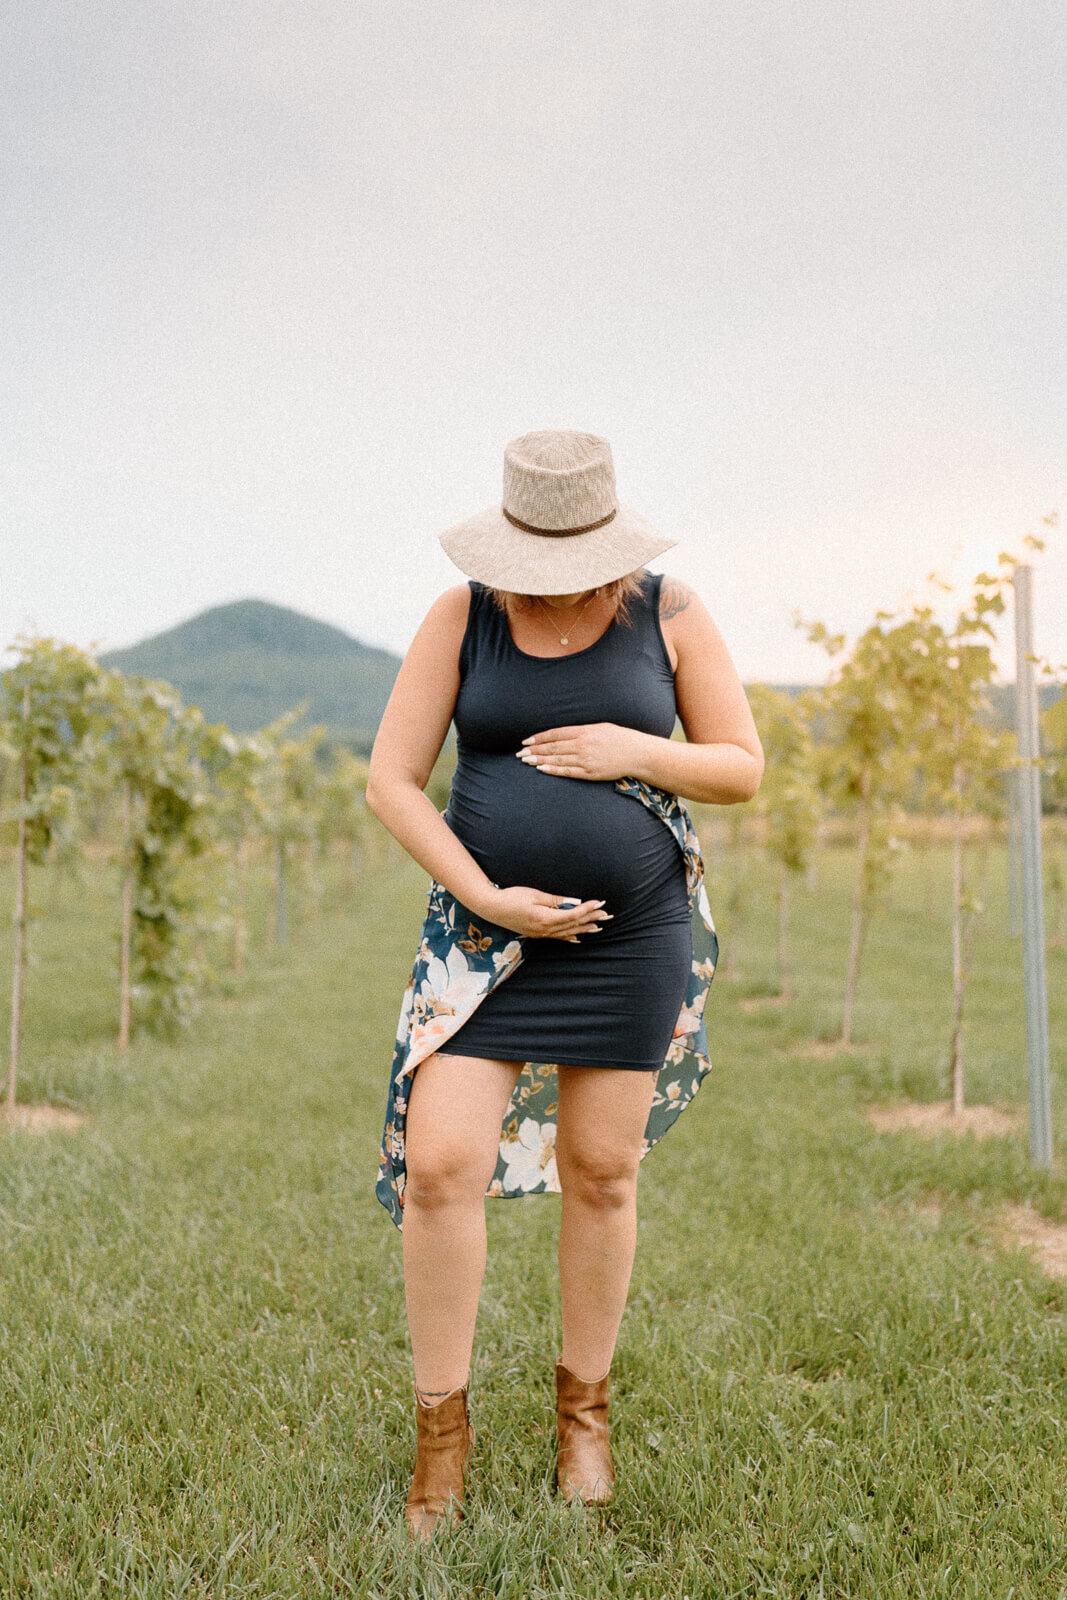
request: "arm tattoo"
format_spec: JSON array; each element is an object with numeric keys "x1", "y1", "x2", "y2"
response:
[{"x1": 659, "y1": 578, "x2": 693, "y2": 621}]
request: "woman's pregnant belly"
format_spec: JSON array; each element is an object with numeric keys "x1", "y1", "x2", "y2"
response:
[{"x1": 445, "y1": 747, "x2": 689, "y2": 933}]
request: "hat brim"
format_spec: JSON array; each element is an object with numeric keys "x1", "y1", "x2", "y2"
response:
[{"x1": 439, "y1": 502, "x2": 678, "y2": 594}]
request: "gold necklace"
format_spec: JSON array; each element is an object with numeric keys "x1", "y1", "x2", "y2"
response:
[{"x1": 534, "y1": 591, "x2": 597, "y2": 647}]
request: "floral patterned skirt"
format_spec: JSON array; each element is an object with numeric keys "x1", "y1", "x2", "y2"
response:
[{"x1": 375, "y1": 779, "x2": 718, "y2": 1228}]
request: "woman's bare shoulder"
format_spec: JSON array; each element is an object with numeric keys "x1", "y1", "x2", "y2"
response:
[
  {"x1": 655, "y1": 572, "x2": 713, "y2": 640},
  {"x1": 657, "y1": 574, "x2": 711, "y2": 627},
  {"x1": 657, "y1": 573, "x2": 737, "y2": 671},
  {"x1": 430, "y1": 582, "x2": 472, "y2": 618},
  {"x1": 393, "y1": 585, "x2": 472, "y2": 683},
  {"x1": 656, "y1": 575, "x2": 757, "y2": 749},
  {"x1": 417, "y1": 583, "x2": 472, "y2": 640}
]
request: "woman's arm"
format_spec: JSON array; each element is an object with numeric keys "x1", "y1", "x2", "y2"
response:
[
  {"x1": 366, "y1": 587, "x2": 610, "y2": 940},
  {"x1": 517, "y1": 578, "x2": 764, "y2": 804}
]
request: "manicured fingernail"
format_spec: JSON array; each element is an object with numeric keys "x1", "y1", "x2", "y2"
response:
[{"x1": 521, "y1": 736, "x2": 534, "y2": 745}]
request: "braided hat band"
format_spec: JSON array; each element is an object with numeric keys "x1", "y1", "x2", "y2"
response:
[{"x1": 501, "y1": 506, "x2": 618, "y2": 538}]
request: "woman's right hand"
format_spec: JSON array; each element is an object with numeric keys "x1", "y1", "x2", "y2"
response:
[{"x1": 480, "y1": 887, "x2": 612, "y2": 942}]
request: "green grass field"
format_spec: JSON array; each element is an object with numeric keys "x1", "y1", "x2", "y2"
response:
[{"x1": 1, "y1": 837, "x2": 1066, "y2": 1598}]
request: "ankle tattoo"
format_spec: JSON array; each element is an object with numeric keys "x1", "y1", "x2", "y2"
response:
[{"x1": 416, "y1": 1382, "x2": 467, "y2": 1405}]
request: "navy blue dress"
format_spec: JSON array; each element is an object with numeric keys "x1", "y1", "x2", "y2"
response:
[{"x1": 441, "y1": 571, "x2": 692, "y2": 1072}]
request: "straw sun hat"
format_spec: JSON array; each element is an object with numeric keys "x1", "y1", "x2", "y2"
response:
[{"x1": 438, "y1": 429, "x2": 677, "y2": 595}]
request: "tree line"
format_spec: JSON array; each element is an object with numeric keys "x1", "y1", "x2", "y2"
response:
[
  {"x1": 2, "y1": 543, "x2": 1064, "y2": 1119},
  {"x1": 0, "y1": 641, "x2": 411, "y2": 1115},
  {"x1": 722, "y1": 538, "x2": 1065, "y2": 1112}
]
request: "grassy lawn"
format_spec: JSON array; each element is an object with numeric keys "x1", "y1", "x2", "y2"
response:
[{"x1": 1, "y1": 838, "x2": 1066, "y2": 1598}]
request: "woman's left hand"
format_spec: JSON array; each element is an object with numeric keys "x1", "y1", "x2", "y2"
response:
[{"x1": 517, "y1": 723, "x2": 650, "y2": 782}]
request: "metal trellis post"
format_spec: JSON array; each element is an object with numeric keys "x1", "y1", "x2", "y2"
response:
[{"x1": 1013, "y1": 564, "x2": 1053, "y2": 1166}]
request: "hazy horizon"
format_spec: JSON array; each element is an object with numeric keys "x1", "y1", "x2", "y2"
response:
[{"x1": 92, "y1": 588, "x2": 1054, "y2": 695}]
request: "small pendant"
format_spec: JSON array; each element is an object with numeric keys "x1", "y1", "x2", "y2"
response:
[{"x1": 560, "y1": 636, "x2": 568, "y2": 646}]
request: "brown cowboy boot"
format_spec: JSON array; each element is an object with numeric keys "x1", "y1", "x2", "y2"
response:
[
  {"x1": 404, "y1": 1383, "x2": 474, "y2": 1540},
  {"x1": 555, "y1": 1360, "x2": 614, "y2": 1505}
]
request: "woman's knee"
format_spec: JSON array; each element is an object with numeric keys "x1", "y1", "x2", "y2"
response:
[
  {"x1": 404, "y1": 1140, "x2": 493, "y2": 1211},
  {"x1": 557, "y1": 1145, "x2": 640, "y2": 1210}
]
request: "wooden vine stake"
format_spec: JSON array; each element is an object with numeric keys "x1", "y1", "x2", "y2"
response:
[
  {"x1": 840, "y1": 763, "x2": 873, "y2": 1048},
  {"x1": 799, "y1": 614, "x2": 930, "y2": 1047},
  {"x1": 118, "y1": 779, "x2": 134, "y2": 1051},
  {"x1": 233, "y1": 834, "x2": 250, "y2": 974},
  {"x1": 6, "y1": 683, "x2": 30, "y2": 1118},
  {"x1": 949, "y1": 747, "x2": 966, "y2": 1115},
  {"x1": 747, "y1": 684, "x2": 820, "y2": 1002}
]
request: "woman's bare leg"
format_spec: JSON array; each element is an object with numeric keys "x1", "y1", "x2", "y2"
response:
[
  {"x1": 555, "y1": 1066, "x2": 658, "y2": 1380},
  {"x1": 402, "y1": 1052, "x2": 522, "y2": 1398}
]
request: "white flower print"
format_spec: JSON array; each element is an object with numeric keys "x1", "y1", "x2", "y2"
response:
[
  {"x1": 499, "y1": 1118, "x2": 559, "y2": 1194},
  {"x1": 492, "y1": 939, "x2": 523, "y2": 974}
]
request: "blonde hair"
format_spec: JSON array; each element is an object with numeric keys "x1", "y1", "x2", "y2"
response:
[{"x1": 487, "y1": 569, "x2": 645, "y2": 627}]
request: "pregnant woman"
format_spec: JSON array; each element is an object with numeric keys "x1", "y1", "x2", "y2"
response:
[{"x1": 366, "y1": 430, "x2": 763, "y2": 1538}]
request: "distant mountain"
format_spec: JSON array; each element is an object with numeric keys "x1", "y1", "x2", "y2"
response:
[{"x1": 100, "y1": 599, "x2": 401, "y2": 753}]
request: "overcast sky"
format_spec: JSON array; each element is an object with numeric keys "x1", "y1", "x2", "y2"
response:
[{"x1": 4, "y1": 0, "x2": 1064, "y2": 683}]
